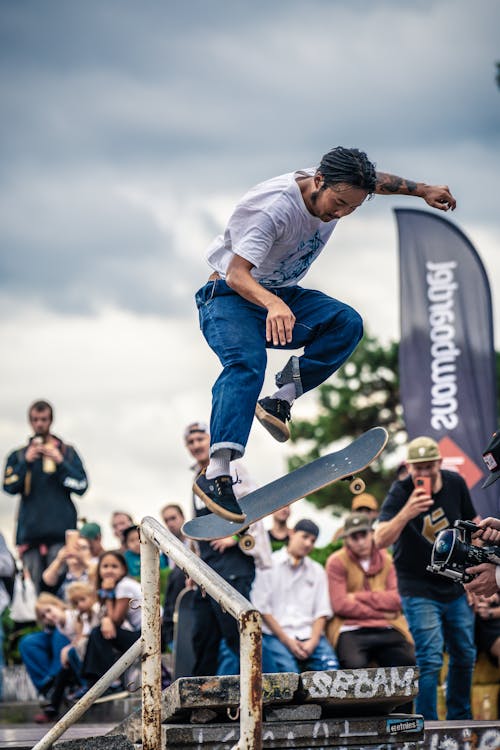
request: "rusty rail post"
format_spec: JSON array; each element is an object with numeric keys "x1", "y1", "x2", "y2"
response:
[
  {"x1": 239, "y1": 610, "x2": 263, "y2": 750},
  {"x1": 140, "y1": 525, "x2": 162, "y2": 750},
  {"x1": 141, "y1": 516, "x2": 263, "y2": 750}
]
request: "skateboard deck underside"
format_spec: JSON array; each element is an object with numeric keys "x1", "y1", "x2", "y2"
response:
[{"x1": 183, "y1": 426, "x2": 388, "y2": 542}]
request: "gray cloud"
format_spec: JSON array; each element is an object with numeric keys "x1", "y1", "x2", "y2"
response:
[{"x1": 0, "y1": 0, "x2": 499, "y2": 317}]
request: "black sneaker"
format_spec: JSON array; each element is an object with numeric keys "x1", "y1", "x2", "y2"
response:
[
  {"x1": 193, "y1": 471, "x2": 246, "y2": 523},
  {"x1": 255, "y1": 397, "x2": 291, "y2": 442}
]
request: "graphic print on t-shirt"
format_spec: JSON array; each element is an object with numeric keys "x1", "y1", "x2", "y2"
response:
[
  {"x1": 421, "y1": 507, "x2": 449, "y2": 545},
  {"x1": 266, "y1": 230, "x2": 325, "y2": 287}
]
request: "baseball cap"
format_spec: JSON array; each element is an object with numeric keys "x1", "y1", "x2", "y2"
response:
[
  {"x1": 293, "y1": 519, "x2": 319, "y2": 538},
  {"x1": 183, "y1": 421, "x2": 209, "y2": 442},
  {"x1": 406, "y1": 436, "x2": 441, "y2": 464},
  {"x1": 342, "y1": 512, "x2": 372, "y2": 537},
  {"x1": 79, "y1": 522, "x2": 101, "y2": 540},
  {"x1": 351, "y1": 493, "x2": 378, "y2": 512},
  {"x1": 482, "y1": 431, "x2": 500, "y2": 488}
]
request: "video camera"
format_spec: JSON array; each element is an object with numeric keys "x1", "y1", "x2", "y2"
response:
[{"x1": 427, "y1": 520, "x2": 500, "y2": 584}]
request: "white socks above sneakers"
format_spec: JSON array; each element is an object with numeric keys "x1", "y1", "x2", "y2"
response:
[
  {"x1": 206, "y1": 448, "x2": 232, "y2": 479},
  {"x1": 271, "y1": 383, "x2": 296, "y2": 404}
]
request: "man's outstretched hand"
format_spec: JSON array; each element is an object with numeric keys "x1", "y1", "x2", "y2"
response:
[{"x1": 422, "y1": 185, "x2": 456, "y2": 211}]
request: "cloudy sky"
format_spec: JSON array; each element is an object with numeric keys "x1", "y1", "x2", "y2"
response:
[{"x1": 1, "y1": 0, "x2": 499, "y2": 548}]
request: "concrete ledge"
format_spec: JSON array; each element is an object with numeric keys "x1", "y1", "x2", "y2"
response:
[
  {"x1": 424, "y1": 720, "x2": 500, "y2": 750},
  {"x1": 163, "y1": 672, "x2": 299, "y2": 722},
  {"x1": 54, "y1": 735, "x2": 135, "y2": 750},
  {"x1": 162, "y1": 714, "x2": 424, "y2": 748},
  {"x1": 300, "y1": 666, "x2": 418, "y2": 716}
]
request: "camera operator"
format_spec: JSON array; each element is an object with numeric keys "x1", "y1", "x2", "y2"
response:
[
  {"x1": 464, "y1": 431, "x2": 500, "y2": 597},
  {"x1": 374, "y1": 436, "x2": 479, "y2": 721}
]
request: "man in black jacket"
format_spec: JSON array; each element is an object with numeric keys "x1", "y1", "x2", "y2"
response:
[
  {"x1": 184, "y1": 420, "x2": 271, "y2": 676},
  {"x1": 3, "y1": 400, "x2": 88, "y2": 592}
]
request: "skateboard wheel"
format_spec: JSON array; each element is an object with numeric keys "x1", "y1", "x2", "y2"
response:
[
  {"x1": 350, "y1": 477, "x2": 365, "y2": 494},
  {"x1": 239, "y1": 534, "x2": 255, "y2": 551}
]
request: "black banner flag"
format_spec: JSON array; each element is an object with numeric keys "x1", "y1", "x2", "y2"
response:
[{"x1": 396, "y1": 208, "x2": 497, "y2": 517}]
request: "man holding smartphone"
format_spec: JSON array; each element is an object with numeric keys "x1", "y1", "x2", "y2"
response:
[
  {"x1": 2, "y1": 400, "x2": 88, "y2": 593},
  {"x1": 374, "y1": 436, "x2": 479, "y2": 721}
]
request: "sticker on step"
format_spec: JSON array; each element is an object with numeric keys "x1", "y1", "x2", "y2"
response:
[{"x1": 386, "y1": 717, "x2": 423, "y2": 734}]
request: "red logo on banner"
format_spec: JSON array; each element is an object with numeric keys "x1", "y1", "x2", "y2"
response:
[{"x1": 438, "y1": 436, "x2": 483, "y2": 489}]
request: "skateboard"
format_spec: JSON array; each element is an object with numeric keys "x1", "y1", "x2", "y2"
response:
[
  {"x1": 172, "y1": 587, "x2": 197, "y2": 680},
  {"x1": 182, "y1": 426, "x2": 388, "y2": 549}
]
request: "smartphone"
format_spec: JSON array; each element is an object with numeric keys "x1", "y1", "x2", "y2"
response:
[
  {"x1": 416, "y1": 476, "x2": 432, "y2": 496},
  {"x1": 65, "y1": 529, "x2": 80, "y2": 555}
]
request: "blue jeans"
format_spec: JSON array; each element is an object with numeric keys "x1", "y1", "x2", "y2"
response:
[
  {"x1": 196, "y1": 280, "x2": 362, "y2": 458},
  {"x1": 217, "y1": 638, "x2": 239, "y2": 676},
  {"x1": 19, "y1": 628, "x2": 70, "y2": 693},
  {"x1": 401, "y1": 594, "x2": 475, "y2": 720},
  {"x1": 262, "y1": 634, "x2": 339, "y2": 673}
]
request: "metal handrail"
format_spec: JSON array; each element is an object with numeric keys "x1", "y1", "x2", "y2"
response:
[
  {"x1": 140, "y1": 516, "x2": 262, "y2": 750},
  {"x1": 32, "y1": 638, "x2": 143, "y2": 750},
  {"x1": 33, "y1": 516, "x2": 262, "y2": 750}
]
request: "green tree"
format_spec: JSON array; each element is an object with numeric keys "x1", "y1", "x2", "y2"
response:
[
  {"x1": 288, "y1": 332, "x2": 500, "y2": 513},
  {"x1": 287, "y1": 330, "x2": 403, "y2": 511}
]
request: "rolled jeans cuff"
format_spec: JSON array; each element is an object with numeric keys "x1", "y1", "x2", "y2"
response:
[{"x1": 210, "y1": 441, "x2": 245, "y2": 461}]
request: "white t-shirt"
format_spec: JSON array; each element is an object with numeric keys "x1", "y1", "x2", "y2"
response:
[
  {"x1": 206, "y1": 169, "x2": 337, "y2": 288},
  {"x1": 251, "y1": 546, "x2": 332, "y2": 639},
  {"x1": 115, "y1": 576, "x2": 142, "y2": 631}
]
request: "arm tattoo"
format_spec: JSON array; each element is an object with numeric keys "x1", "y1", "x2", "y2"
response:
[{"x1": 376, "y1": 173, "x2": 418, "y2": 194}]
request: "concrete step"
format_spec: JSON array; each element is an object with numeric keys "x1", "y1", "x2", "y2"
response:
[
  {"x1": 110, "y1": 667, "x2": 418, "y2": 745},
  {"x1": 161, "y1": 713, "x2": 424, "y2": 748},
  {"x1": 299, "y1": 666, "x2": 418, "y2": 716},
  {"x1": 48, "y1": 721, "x2": 500, "y2": 750}
]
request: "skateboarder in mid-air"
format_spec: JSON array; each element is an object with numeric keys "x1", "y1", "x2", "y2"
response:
[{"x1": 194, "y1": 146, "x2": 456, "y2": 523}]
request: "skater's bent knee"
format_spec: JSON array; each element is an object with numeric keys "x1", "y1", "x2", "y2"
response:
[{"x1": 341, "y1": 307, "x2": 363, "y2": 339}]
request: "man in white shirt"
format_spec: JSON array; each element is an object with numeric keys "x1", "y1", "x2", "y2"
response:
[
  {"x1": 192, "y1": 146, "x2": 457, "y2": 522},
  {"x1": 252, "y1": 519, "x2": 338, "y2": 673}
]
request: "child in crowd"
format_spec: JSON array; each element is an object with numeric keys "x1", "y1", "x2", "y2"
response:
[
  {"x1": 122, "y1": 524, "x2": 168, "y2": 579},
  {"x1": 82, "y1": 550, "x2": 142, "y2": 692},
  {"x1": 19, "y1": 593, "x2": 70, "y2": 720},
  {"x1": 33, "y1": 582, "x2": 100, "y2": 722},
  {"x1": 41, "y1": 534, "x2": 96, "y2": 601}
]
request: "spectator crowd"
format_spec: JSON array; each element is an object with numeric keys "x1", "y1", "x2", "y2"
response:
[{"x1": 1, "y1": 400, "x2": 500, "y2": 724}]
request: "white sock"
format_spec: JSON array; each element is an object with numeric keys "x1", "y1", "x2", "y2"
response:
[
  {"x1": 206, "y1": 449, "x2": 232, "y2": 479},
  {"x1": 271, "y1": 383, "x2": 296, "y2": 404}
]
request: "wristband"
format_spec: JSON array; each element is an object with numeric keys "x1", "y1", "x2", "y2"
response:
[{"x1": 232, "y1": 535, "x2": 239, "y2": 542}]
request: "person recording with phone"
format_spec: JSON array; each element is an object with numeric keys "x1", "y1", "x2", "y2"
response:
[
  {"x1": 2, "y1": 400, "x2": 89, "y2": 593},
  {"x1": 374, "y1": 436, "x2": 479, "y2": 721},
  {"x1": 41, "y1": 532, "x2": 95, "y2": 601},
  {"x1": 463, "y1": 431, "x2": 500, "y2": 598}
]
